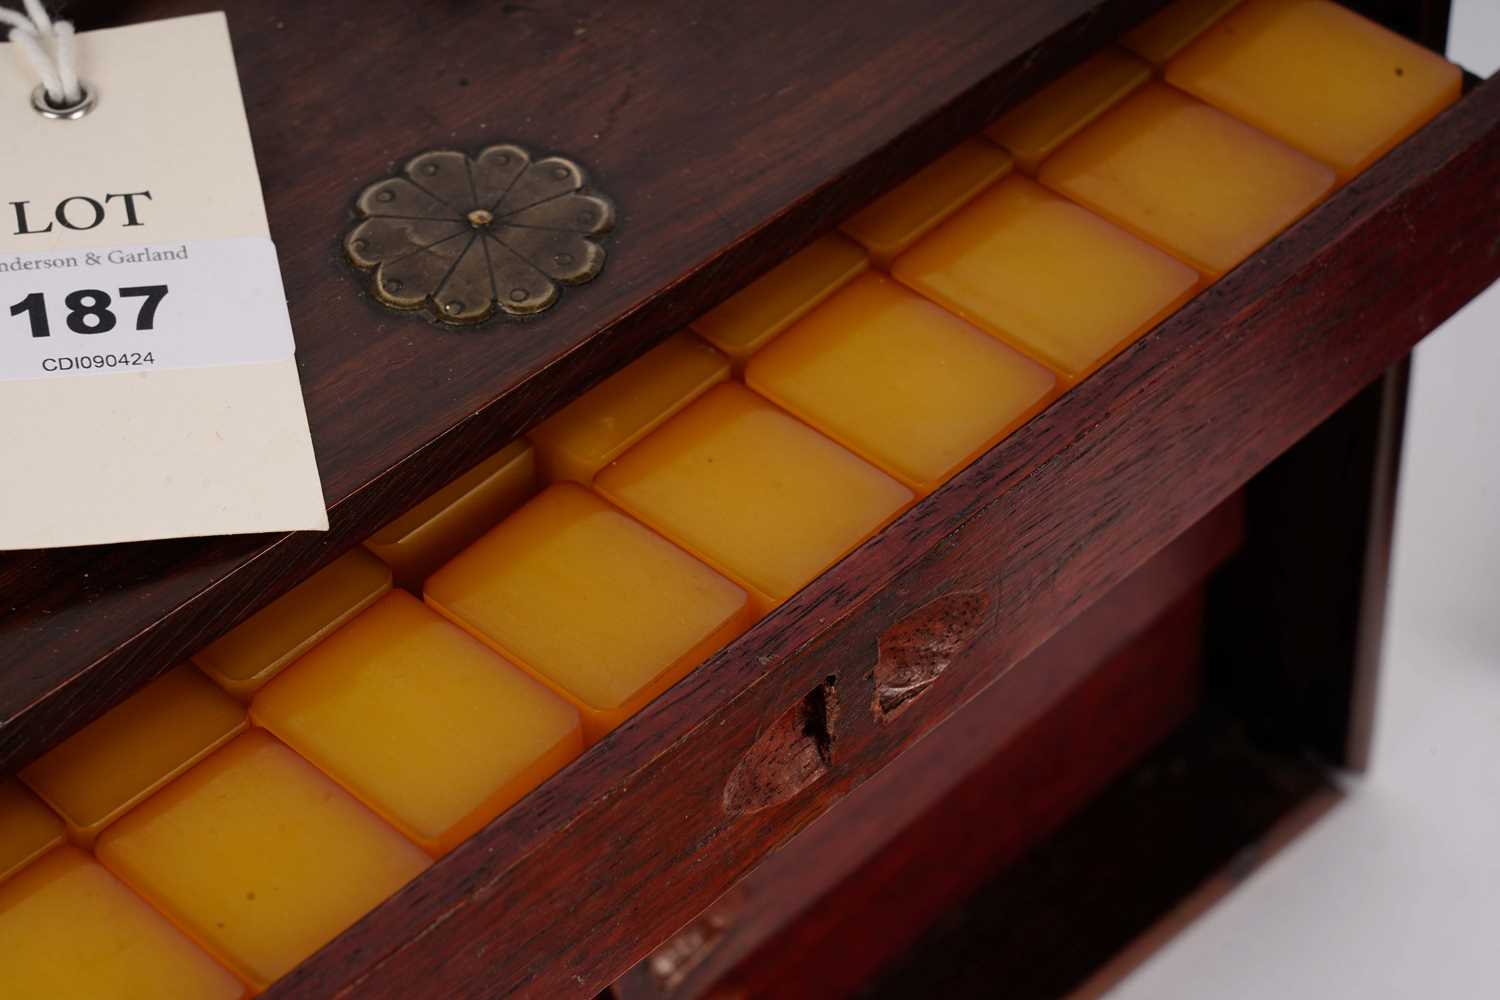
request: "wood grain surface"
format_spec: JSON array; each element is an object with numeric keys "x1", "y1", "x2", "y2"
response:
[
  {"x1": 0, "y1": 0, "x2": 1170, "y2": 772},
  {"x1": 613, "y1": 496, "x2": 1241, "y2": 1000},
  {"x1": 704, "y1": 588, "x2": 1208, "y2": 1000},
  {"x1": 254, "y1": 71, "x2": 1500, "y2": 1000},
  {"x1": 860, "y1": 711, "x2": 1333, "y2": 1000}
]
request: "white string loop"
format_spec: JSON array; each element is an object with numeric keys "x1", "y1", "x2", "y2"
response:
[{"x1": 1, "y1": 0, "x2": 82, "y2": 107}]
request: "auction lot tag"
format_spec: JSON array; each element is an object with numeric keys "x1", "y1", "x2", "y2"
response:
[{"x1": 0, "y1": 13, "x2": 327, "y2": 548}]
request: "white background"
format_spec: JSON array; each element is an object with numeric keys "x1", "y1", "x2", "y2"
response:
[{"x1": 1107, "y1": 3, "x2": 1500, "y2": 997}]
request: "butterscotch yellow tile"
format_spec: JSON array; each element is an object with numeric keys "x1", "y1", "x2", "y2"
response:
[
  {"x1": 0, "y1": 777, "x2": 63, "y2": 884},
  {"x1": 746, "y1": 273, "x2": 1057, "y2": 494},
  {"x1": 692, "y1": 234, "x2": 868, "y2": 368},
  {"x1": 0, "y1": 847, "x2": 245, "y2": 1000},
  {"x1": 1123, "y1": 0, "x2": 1243, "y2": 65},
  {"x1": 253, "y1": 591, "x2": 582, "y2": 854},
  {"x1": 1040, "y1": 83, "x2": 1336, "y2": 277},
  {"x1": 893, "y1": 175, "x2": 1200, "y2": 382},
  {"x1": 986, "y1": 47, "x2": 1152, "y2": 173},
  {"x1": 596, "y1": 384, "x2": 913, "y2": 610},
  {"x1": 96, "y1": 731, "x2": 430, "y2": 991},
  {"x1": 365, "y1": 439, "x2": 537, "y2": 590},
  {"x1": 427, "y1": 484, "x2": 753, "y2": 742},
  {"x1": 194, "y1": 548, "x2": 392, "y2": 698},
  {"x1": 21, "y1": 666, "x2": 245, "y2": 845},
  {"x1": 1166, "y1": 0, "x2": 1461, "y2": 181},
  {"x1": 842, "y1": 139, "x2": 1014, "y2": 265},
  {"x1": 530, "y1": 334, "x2": 730, "y2": 484}
]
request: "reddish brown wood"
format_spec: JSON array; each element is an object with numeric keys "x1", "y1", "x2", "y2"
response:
[
  {"x1": 859, "y1": 712, "x2": 1333, "y2": 1000},
  {"x1": 1062, "y1": 786, "x2": 1341, "y2": 1000},
  {"x1": 615, "y1": 496, "x2": 1242, "y2": 1000},
  {"x1": 252, "y1": 73, "x2": 1500, "y2": 1000},
  {"x1": 0, "y1": 0, "x2": 1171, "y2": 772},
  {"x1": 700, "y1": 589, "x2": 1206, "y2": 1000},
  {"x1": 1208, "y1": 364, "x2": 1410, "y2": 769}
]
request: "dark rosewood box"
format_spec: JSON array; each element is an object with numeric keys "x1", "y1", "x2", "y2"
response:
[{"x1": 2, "y1": 1, "x2": 1495, "y2": 997}]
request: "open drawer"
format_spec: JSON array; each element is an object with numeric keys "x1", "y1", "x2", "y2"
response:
[
  {"x1": 2, "y1": 1, "x2": 1498, "y2": 998},
  {"x1": 273, "y1": 68, "x2": 1499, "y2": 1000}
]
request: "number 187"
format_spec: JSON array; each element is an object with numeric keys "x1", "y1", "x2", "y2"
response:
[{"x1": 9, "y1": 285, "x2": 169, "y2": 338}]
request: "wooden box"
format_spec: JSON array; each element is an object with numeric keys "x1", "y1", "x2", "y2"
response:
[{"x1": 1, "y1": 1, "x2": 1495, "y2": 996}]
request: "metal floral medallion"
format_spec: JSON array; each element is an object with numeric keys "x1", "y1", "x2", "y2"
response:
[{"x1": 344, "y1": 145, "x2": 614, "y2": 324}]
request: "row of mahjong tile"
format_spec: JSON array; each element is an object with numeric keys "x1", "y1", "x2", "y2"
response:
[
  {"x1": 0, "y1": 360, "x2": 901, "y2": 996},
  {"x1": 0, "y1": 1, "x2": 1461, "y2": 996}
]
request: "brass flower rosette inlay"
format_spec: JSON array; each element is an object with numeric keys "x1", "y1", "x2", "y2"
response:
[{"x1": 345, "y1": 146, "x2": 614, "y2": 324}]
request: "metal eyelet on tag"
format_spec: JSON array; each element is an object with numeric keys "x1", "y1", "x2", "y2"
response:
[{"x1": 31, "y1": 80, "x2": 95, "y2": 119}]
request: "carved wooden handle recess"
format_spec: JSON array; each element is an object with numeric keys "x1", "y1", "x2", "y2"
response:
[{"x1": 873, "y1": 590, "x2": 992, "y2": 720}]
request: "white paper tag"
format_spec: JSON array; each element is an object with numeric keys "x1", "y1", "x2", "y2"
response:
[
  {"x1": 0, "y1": 13, "x2": 327, "y2": 548},
  {"x1": 0, "y1": 237, "x2": 294, "y2": 380}
]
